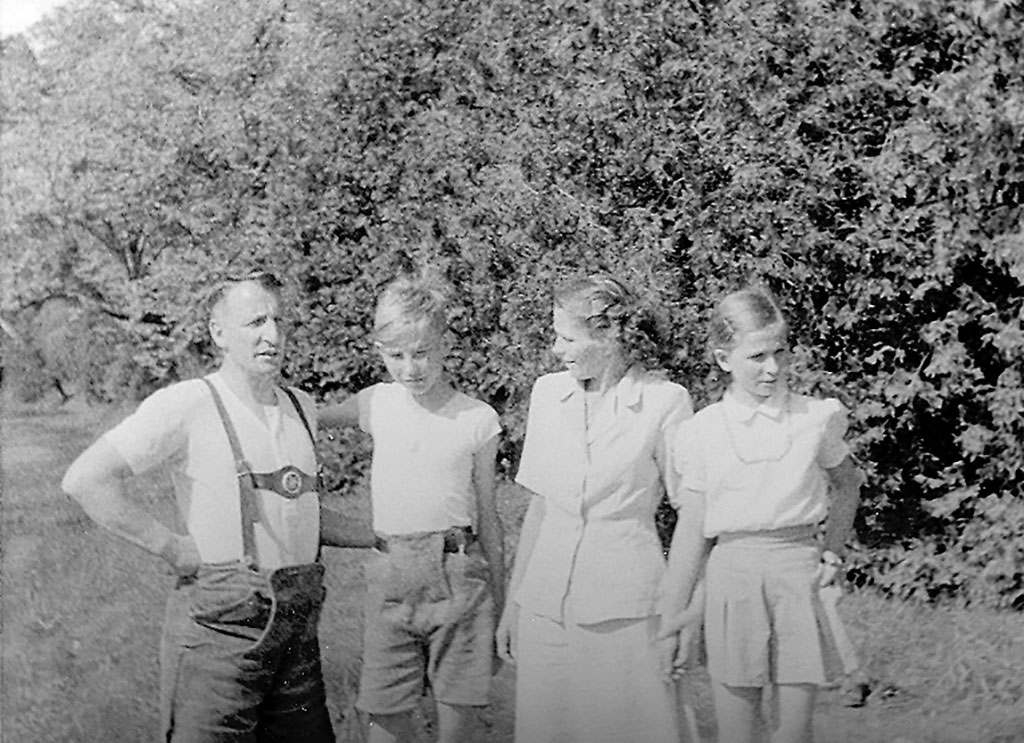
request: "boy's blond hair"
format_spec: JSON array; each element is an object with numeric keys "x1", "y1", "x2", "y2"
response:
[{"x1": 373, "y1": 269, "x2": 450, "y2": 346}]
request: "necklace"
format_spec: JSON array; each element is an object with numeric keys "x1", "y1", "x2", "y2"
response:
[{"x1": 719, "y1": 395, "x2": 794, "y2": 464}]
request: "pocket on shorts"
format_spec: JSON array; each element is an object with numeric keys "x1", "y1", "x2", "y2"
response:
[
  {"x1": 444, "y1": 544, "x2": 488, "y2": 589},
  {"x1": 188, "y1": 566, "x2": 273, "y2": 640},
  {"x1": 374, "y1": 534, "x2": 451, "y2": 604},
  {"x1": 443, "y1": 545, "x2": 491, "y2": 617}
]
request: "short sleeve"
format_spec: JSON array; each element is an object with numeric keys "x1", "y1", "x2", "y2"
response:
[
  {"x1": 656, "y1": 385, "x2": 694, "y2": 502},
  {"x1": 660, "y1": 385, "x2": 695, "y2": 440},
  {"x1": 104, "y1": 382, "x2": 199, "y2": 474},
  {"x1": 817, "y1": 398, "x2": 851, "y2": 469},
  {"x1": 670, "y1": 416, "x2": 705, "y2": 506},
  {"x1": 475, "y1": 404, "x2": 501, "y2": 449},
  {"x1": 357, "y1": 386, "x2": 376, "y2": 434},
  {"x1": 514, "y1": 379, "x2": 547, "y2": 495}
]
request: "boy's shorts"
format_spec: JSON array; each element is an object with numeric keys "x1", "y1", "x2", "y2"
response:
[{"x1": 355, "y1": 529, "x2": 494, "y2": 714}]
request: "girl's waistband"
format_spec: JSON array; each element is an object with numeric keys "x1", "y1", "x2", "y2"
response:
[{"x1": 715, "y1": 524, "x2": 819, "y2": 549}]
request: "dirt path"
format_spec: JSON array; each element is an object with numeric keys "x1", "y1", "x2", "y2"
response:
[{"x1": 3, "y1": 408, "x2": 1020, "y2": 742}]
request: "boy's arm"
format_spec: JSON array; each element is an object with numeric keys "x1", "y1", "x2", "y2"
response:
[
  {"x1": 473, "y1": 434, "x2": 505, "y2": 615},
  {"x1": 823, "y1": 455, "x2": 864, "y2": 557},
  {"x1": 318, "y1": 393, "x2": 360, "y2": 429},
  {"x1": 62, "y1": 438, "x2": 200, "y2": 577},
  {"x1": 319, "y1": 504, "x2": 376, "y2": 548}
]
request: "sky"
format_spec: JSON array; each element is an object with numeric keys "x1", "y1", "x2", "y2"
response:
[{"x1": 0, "y1": 0, "x2": 69, "y2": 37}]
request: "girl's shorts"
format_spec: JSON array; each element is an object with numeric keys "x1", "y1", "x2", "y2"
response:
[{"x1": 704, "y1": 526, "x2": 845, "y2": 688}]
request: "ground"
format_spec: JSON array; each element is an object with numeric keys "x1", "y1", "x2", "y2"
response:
[{"x1": 3, "y1": 404, "x2": 1024, "y2": 742}]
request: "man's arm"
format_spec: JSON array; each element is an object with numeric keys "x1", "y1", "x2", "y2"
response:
[{"x1": 61, "y1": 438, "x2": 200, "y2": 577}]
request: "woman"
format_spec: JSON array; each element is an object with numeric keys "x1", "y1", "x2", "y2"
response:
[{"x1": 495, "y1": 274, "x2": 693, "y2": 743}]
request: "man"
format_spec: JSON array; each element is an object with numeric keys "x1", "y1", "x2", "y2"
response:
[{"x1": 62, "y1": 272, "x2": 373, "y2": 742}]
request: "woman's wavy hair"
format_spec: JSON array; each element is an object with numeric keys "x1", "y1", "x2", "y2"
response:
[{"x1": 553, "y1": 274, "x2": 665, "y2": 369}]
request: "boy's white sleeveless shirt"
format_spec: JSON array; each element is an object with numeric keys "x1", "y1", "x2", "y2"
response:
[{"x1": 357, "y1": 382, "x2": 501, "y2": 535}]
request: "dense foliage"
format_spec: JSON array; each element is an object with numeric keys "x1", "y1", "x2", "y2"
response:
[{"x1": 2, "y1": 0, "x2": 1023, "y2": 606}]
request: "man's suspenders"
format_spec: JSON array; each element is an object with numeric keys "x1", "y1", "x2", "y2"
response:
[
  {"x1": 202, "y1": 379, "x2": 317, "y2": 569},
  {"x1": 281, "y1": 387, "x2": 316, "y2": 444}
]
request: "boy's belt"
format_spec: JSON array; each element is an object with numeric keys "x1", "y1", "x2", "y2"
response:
[{"x1": 373, "y1": 526, "x2": 476, "y2": 555}]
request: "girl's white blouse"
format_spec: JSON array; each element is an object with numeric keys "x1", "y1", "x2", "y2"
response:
[{"x1": 673, "y1": 392, "x2": 850, "y2": 538}]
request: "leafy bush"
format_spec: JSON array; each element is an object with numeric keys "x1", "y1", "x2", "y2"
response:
[{"x1": 2, "y1": 0, "x2": 1023, "y2": 605}]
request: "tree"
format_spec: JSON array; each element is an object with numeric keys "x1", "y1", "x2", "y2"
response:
[{"x1": 3, "y1": 0, "x2": 1023, "y2": 604}]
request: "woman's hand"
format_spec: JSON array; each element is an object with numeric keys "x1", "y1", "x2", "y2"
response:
[
  {"x1": 495, "y1": 603, "x2": 519, "y2": 665},
  {"x1": 657, "y1": 631, "x2": 680, "y2": 683},
  {"x1": 658, "y1": 596, "x2": 703, "y2": 681},
  {"x1": 658, "y1": 620, "x2": 701, "y2": 682}
]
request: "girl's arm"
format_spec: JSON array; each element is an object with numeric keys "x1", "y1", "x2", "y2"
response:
[
  {"x1": 659, "y1": 486, "x2": 712, "y2": 679},
  {"x1": 318, "y1": 394, "x2": 360, "y2": 429},
  {"x1": 495, "y1": 488, "x2": 545, "y2": 664},
  {"x1": 472, "y1": 434, "x2": 505, "y2": 619},
  {"x1": 823, "y1": 455, "x2": 865, "y2": 556}
]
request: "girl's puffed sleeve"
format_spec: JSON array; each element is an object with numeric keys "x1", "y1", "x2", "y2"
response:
[{"x1": 817, "y1": 398, "x2": 852, "y2": 469}]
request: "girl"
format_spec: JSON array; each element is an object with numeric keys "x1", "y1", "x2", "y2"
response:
[{"x1": 662, "y1": 287, "x2": 863, "y2": 743}]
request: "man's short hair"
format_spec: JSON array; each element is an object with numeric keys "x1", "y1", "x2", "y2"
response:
[{"x1": 207, "y1": 271, "x2": 284, "y2": 318}]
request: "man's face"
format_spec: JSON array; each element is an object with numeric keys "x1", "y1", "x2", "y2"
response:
[{"x1": 210, "y1": 281, "x2": 284, "y2": 380}]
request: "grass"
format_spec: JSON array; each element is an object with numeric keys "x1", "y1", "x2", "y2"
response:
[
  {"x1": 4, "y1": 400, "x2": 1024, "y2": 742},
  {"x1": 827, "y1": 590, "x2": 1024, "y2": 742}
]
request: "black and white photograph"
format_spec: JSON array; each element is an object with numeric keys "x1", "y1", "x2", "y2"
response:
[{"x1": 2, "y1": 1, "x2": 1023, "y2": 741}]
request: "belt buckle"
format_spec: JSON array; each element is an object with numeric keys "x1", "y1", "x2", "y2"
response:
[
  {"x1": 279, "y1": 465, "x2": 304, "y2": 496},
  {"x1": 449, "y1": 527, "x2": 467, "y2": 555}
]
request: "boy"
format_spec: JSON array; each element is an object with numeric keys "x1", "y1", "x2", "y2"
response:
[{"x1": 320, "y1": 270, "x2": 504, "y2": 743}]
